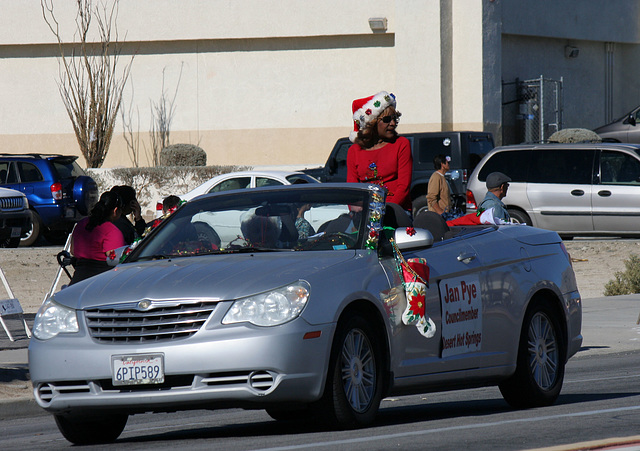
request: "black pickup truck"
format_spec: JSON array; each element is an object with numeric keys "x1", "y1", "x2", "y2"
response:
[{"x1": 303, "y1": 131, "x2": 495, "y2": 212}]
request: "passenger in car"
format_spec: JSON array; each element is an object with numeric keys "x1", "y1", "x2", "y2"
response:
[
  {"x1": 294, "y1": 203, "x2": 315, "y2": 239},
  {"x1": 69, "y1": 190, "x2": 125, "y2": 285},
  {"x1": 346, "y1": 91, "x2": 413, "y2": 212},
  {"x1": 479, "y1": 172, "x2": 511, "y2": 222}
]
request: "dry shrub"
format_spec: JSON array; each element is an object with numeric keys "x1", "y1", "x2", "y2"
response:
[{"x1": 604, "y1": 254, "x2": 640, "y2": 296}]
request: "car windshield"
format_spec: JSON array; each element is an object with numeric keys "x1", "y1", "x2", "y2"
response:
[{"x1": 129, "y1": 187, "x2": 371, "y2": 261}]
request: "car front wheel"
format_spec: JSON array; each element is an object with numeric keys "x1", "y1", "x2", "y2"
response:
[
  {"x1": 499, "y1": 299, "x2": 566, "y2": 409},
  {"x1": 54, "y1": 413, "x2": 128, "y2": 445},
  {"x1": 321, "y1": 313, "x2": 384, "y2": 428}
]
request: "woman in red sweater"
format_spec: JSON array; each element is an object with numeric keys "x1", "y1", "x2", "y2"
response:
[{"x1": 346, "y1": 91, "x2": 413, "y2": 212}]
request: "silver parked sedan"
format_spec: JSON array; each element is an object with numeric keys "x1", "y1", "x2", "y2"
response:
[{"x1": 29, "y1": 183, "x2": 582, "y2": 445}]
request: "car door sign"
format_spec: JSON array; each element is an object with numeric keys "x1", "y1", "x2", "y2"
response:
[{"x1": 440, "y1": 275, "x2": 482, "y2": 357}]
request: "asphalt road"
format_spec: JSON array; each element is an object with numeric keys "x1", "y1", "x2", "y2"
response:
[{"x1": 1, "y1": 350, "x2": 639, "y2": 450}]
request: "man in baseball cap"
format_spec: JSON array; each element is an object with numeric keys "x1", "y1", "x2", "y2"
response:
[{"x1": 479, "y1": 172, "x2": 512, "y2": 222}]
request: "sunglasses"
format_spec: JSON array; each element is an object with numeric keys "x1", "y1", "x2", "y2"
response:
[{"x1": 380, "y1": 114, "x2": 400, "y2": 124}]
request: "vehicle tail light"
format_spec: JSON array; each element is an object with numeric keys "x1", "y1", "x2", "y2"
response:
[
  {"x1": 466, "y1": 189, "x2": 477, "y2": 211},
  {"x1": 156, "y1": 201, "x2": 163, "y2": 215},
  {"x1": 462, "y1": 169, "x2": 468, "y2": 183},
  {"x1": 50, "y1": 182, "x2": 63, "y2": 200}
]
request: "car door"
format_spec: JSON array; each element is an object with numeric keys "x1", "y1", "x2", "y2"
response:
[
  {"x1": 592, "y1": 149, "x2": 640, "y2": 233},
  {"x1": 526, "y1": 148, "x2": 595, "y2": 233},
  {"x1": 383, "y1": 230, "x2": 491, "y2": 381}
]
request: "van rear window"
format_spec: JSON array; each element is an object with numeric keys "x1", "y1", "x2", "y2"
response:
[{"x1": 478, "y1": 150, "x2": 529, "y2": 182}]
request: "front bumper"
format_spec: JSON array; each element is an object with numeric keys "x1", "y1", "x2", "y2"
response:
[
  {"x1": 29, "y1": 317, "x2": 335, "y2": 414},
  {"x1": 0, "y1": 210, "x2": 31, "y2": 238}
]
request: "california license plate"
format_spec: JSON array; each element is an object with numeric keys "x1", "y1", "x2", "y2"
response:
[{"x1": 111, "y1": 354, "x2": 164, "y2": 386}]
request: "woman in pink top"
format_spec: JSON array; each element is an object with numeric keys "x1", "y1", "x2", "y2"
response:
[{"x1": 70, "y1": 190, "x2": 125, "y2": 285}]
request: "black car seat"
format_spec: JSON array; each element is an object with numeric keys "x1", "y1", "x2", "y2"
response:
[
  {"x1": 413, "y1": 210, "x2": 451, "y2": 241},
  {"x1": 383, "y1": 202, "x2": 413, "y2": 229}
]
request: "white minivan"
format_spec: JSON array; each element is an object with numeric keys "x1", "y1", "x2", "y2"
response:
[{"x1": 466, "y1": 143, "x2": 640, "y2": 237}]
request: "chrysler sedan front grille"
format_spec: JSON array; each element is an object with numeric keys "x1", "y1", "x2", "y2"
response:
[{"x1": 85, "y1": 300, "x2": 218, "y2": 343}]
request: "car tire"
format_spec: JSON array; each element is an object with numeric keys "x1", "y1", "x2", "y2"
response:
[
  {"x1": 20, "y1": 210, "x2": 41, "y2": 247},
  {"x1": 508, "y1": 209, "x2": 531, "y2": 225},
  {"x1": 320, "y1": 312, "x2": 384, "y2": 428},
  {"x1": 499, "y1": 299, "x2": 566, "y2": 409},
  {"x1": 54, "y1": 413, "x2": 128, "y2": 445}
]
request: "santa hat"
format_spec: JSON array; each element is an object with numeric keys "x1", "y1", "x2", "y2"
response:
[{"x1": 350, "y1": 91, "x2": 396, "y2": 142}]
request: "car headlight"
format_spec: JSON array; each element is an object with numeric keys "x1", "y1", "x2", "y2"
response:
[
  {"x1": 222, "y1": 281, "x2": 310, "y2": 326},
  {"x1": 33, "y1": 296, "x2": 79, "y2": 340}
]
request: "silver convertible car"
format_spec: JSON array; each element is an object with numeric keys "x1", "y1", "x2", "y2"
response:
[{"x1": 29, "y1": 183, "x2": 582, "y2": 445}]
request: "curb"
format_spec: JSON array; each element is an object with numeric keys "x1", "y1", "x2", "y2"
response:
[{"x1": 0, "y1": 397, "x2": 47, "y2": 420}]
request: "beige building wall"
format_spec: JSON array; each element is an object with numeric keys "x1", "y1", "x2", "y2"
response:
[{"x1": 0, "y1": 1, "x2": 474, "y2": 169}]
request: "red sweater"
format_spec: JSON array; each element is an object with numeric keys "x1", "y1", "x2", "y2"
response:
[{"x1": 346, "y1": 136, "x2": 413, "y2": 210}]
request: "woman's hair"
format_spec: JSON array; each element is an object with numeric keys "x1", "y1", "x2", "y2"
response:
[
  {"x1": 110, "y1": 185, "x2": 137, "y2": 206},
  {"x1": 86, "y1": 190, "x2": 123, "y2": 231},
  {"x1": 354, "y1": 107, "x2": 401, "y2": 149}
]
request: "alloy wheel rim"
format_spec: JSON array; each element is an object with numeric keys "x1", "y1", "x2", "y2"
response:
[
  {"x1": 340, "y1": 328, "x2": 376, "y2": 413},
  {"x1": 527, "y1": 312, "x2": 558, "y2": 390}
]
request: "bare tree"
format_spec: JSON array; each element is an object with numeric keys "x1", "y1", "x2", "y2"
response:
[
  {"x1": 148, "y1": 64, "x2": 183, "y2": 167},
  {"x1": 120, "y1": 82, "x2": 141, "y2": 167},
  {"x1": 41, "y1": 0, "x2": 134, "y2": 168}
]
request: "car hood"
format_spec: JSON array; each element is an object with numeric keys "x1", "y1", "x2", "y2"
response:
[
  {"x1": 53, "y1": 252, "x2": 357, "y2": 310},
  {"x1": 593, "y1": 122, "x2": 617, "y2": 134}
]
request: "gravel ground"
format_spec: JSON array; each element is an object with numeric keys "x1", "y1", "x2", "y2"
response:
[{"x1": 0, "y1": 239, "x2": 637, "y2": 314}]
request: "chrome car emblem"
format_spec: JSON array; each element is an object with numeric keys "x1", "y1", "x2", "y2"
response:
[{"x1": 137, "y1": 300, "x2": 152, "y2": 310}]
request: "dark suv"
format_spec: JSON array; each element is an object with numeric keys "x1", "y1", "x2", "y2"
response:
[{"x1": 0, "y1": 154, "x2": 99, "y2": 246}]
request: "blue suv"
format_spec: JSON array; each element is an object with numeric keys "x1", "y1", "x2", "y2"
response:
[{"x1": 0, "y1": 154, "x2": 98, "y2": 246}]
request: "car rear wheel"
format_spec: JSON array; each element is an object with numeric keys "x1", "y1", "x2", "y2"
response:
[
  {"x1": 320, "y1": 313, "x2": 384, "y2": 428},
  {"x1": 507, "y1": 209, "x2": 531, "y2": 225},
  {"x1": 499, "y1": 299, "x2": 566, "y2": 409},
  {"x1": 54, "y1": 413, "x2": 128, "y2": 445},
  {"x1": 19, "y1": 210, "x2": 41, "y2": 247}
]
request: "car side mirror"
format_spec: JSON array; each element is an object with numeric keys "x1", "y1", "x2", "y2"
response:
[
  {"x1": 106, "y1": 245, "x2": 132, "y2": 267},
  {"x1": 628, "y1": 114, "x2": 637, "y2": 126},
  {"x1": 394, "y1": 227, "x2": 434, "y2": 250}
]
